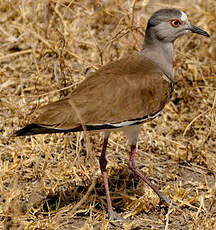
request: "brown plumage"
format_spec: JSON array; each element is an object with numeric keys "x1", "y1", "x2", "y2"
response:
[
  {"x1": 33, "y1": 54, "x2": 172, "y2": 130},
  {"x1": 15, "y1": 8, "x2": 209, "y2": 221}
]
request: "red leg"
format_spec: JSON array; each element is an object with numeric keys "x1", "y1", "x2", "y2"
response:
[
  {"x1": 99, "y1": 133, "x2": 116, "y2": 219},
  {"x1": 99, "y1": 133, "x2": 129, "y2": 223},
  {"x1": 128, "y1": 144, "x2": 175, "y2": 206}
]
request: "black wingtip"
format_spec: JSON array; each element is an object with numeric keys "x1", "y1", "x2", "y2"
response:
[
  {"x1": 14, "y1": 121, "x2": 128, "y2": 137},
  {"x1": 14, "y1": 123, "x2": 80, "y2": 136},
  {"x1": 14, "y1": 124, "x2": 44, "y2": 136}
]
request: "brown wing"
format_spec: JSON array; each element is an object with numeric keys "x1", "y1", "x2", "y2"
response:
[{"x1": 34, "y1": 53, "x2": 172, "y2": 130}]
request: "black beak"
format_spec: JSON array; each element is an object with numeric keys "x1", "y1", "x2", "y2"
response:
[{"x1": 190, "y1": 24, "x2": 210, "y2": 37}]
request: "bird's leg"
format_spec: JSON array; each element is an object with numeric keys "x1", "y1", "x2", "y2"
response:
[
  {"x1": 99, "y1": 133, "x2": 129, "y2": 224},
  {"x1": 99, "y1": 132, "x2": 116, "y2": 219},
  {"x1": 128, "y1": 144, "x2": 175, "y2": 206}
]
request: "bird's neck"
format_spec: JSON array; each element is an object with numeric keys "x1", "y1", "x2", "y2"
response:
[{"x1": 142, "y1": 39, "x2": 174, "y2": 80}]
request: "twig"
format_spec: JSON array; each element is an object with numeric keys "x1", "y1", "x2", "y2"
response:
[{"x1": 0, "y1": 49, "x2": 32, "y2": 62}]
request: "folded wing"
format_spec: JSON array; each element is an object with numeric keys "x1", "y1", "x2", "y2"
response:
[{"x1": 15, "y1": 53, "x2": 172, "y2": 136}]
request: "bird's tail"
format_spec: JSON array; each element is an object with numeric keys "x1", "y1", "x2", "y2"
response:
[{"x1": 14, "y1": 123, "x2": 72, "y2": 136}]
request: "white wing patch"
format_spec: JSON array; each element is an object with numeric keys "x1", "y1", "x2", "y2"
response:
[
  {"x1": 53, "y1": 110, "x2": 163, "y2": 131},
  {"x1": 180, "y1": 11, "x2": 188, "y2": 21},
  {"x1": 108, "y1": 110, "x2": 162, "y2": 127}
]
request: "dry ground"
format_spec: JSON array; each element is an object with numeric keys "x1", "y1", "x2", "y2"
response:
[{"x1": 0, "y1": 0, "x2": 215, "y2": 229}]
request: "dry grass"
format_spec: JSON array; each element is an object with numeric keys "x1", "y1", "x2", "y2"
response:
[{"x1": 0, "y1": 0, "x2": 215, "y2": 229}]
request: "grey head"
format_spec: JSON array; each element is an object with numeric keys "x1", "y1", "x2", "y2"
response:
[{"x1": 145, "y1": 8, "x2": 210, "y2": 43}]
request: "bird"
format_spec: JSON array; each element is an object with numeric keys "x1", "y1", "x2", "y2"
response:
[{"x1": 15, "y1": 8, "x2": 209, "y2": 220}]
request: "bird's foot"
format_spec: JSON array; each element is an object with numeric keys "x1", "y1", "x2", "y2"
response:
[
  {"x1": 108, "y1": 210, "x2": 128, "y2": 226},
  {"x1": 158, "y1": 192, "x2": 179, "y2": 209}
]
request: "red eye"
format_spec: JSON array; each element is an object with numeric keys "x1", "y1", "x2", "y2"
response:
[{"x1": 170, "y1": 19, "x2": 182, "y2": 28}]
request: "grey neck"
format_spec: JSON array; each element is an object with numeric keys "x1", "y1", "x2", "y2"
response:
[{"x1": 141, "y1": 37, "x2": 174, "y2": 81}]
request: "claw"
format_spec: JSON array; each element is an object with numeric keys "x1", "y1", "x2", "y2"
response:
[{"x1": 108, "y1": 210, "x2": 128, "y2": 226}]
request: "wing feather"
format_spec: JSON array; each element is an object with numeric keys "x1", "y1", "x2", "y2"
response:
[{"x1": 33, "y1": 53, "x2": 172, "y2": 130}]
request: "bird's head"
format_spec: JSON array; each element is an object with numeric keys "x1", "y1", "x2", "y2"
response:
[{"x1": 146, "y1": 8, "x2": 210, "y2": 43}]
